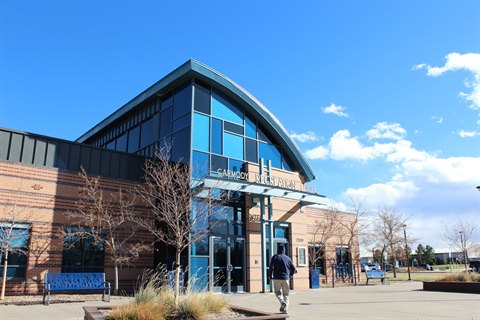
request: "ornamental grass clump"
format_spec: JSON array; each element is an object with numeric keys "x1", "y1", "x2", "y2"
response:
[
  {"x1": 109, "y1": 301, "x2": 167, "y2": 320},
  {"x1": 134, "y1": 268, "x2": 165, "y2": 304},
  {"x1": 436, "y1": 272, "x2": 480, "y2": 282},
  {"x1": 109, "y1": 268, "x2": 231, "y2": 320}
]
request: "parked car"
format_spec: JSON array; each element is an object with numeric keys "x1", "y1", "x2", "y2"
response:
[
  {"x1": 385, "y1": 264, "x2": 393, "y2": 272},
  {"x1": 365, "y1": 263, "x2": 380, "y2": 271},
  {"x1": 469, "y1": 261, "x2": 480, "y2": 272},
  {"x1": 418, "y1": 264, "x2": 433, "y2": 271}
]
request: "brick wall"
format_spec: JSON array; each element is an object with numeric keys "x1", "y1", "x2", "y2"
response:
[{"x1": 0, "y1": 161, "x2": 154, "y2": 295}]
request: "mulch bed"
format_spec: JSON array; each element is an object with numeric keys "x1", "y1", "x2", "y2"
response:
[{"x1": 0, "y1": 294, "x2": 126, "y2": 306}]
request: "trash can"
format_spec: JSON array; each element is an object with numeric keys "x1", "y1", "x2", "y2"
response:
[{"x1": 310, "y1": 269, "x2": 320, "y2": 288}]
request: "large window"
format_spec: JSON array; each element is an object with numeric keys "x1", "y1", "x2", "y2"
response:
[
  {"x1": 140, "y1": 115, "x2": 159, "y2": 149},
  {"x1": 62, "y1": 226, "x2": 105, "y2": 273},
  {"x1": 223, "y1": 133, "x2": 244, "y2": 160},
  {"x1": 173, "y1": 83, "x2": 192, "y2": 119},
  {"x1": 336, "y1": 246, "x2": 350, "y2": 266},
  {"x1": 0, "y1": 224, "x2": 30, "y2": 280},
  {"x1": 192, "y1": 151, "x2": 209, "y2": 178},
  {"x1": 212, "y1": 90, "x2": 243, "y2": 125},
  {"x1": 127, "y1": 126, "x2": 140, "y2": 153},
  {"x1": 193, "y1": 113, "x2": 210, "y2": 151},
  {"x1": 210, "y1": 205, "x2": 244, "y2": 236},
  {"x1": 259, "y1": 142, "x2": 281, "y2": 168}
]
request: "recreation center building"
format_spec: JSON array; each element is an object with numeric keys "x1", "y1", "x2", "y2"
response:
[{"x1": 0, "y1": 60, "x2": 359, "y2": 295}]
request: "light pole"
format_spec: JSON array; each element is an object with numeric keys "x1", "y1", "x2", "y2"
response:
[{"x1": 402, "y1": 224, "x2": 411, "y2": 281}]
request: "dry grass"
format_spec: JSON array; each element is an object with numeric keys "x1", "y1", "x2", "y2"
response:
[
  {"x1": 175, "y1": 293, "x2": 208, "y2": 320},
  {"x1": 436, "y1": 272, "x2": 480, "y2": 282},
  {"x1": 110, "y1": 301, "x2": 167, "y2": 320},
  {"x1": 109, "y1": 268, "x2": 231, "y2": 320},
  {"x1": 202, "y1": 292, "x2": 230, "y2": 314}
]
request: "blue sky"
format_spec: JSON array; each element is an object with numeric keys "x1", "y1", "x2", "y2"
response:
[{"x1": 1, "y1": 0, "x2": 479, "y2": 252}]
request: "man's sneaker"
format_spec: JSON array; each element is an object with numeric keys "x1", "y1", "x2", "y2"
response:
[
  {"x1": 280, "y1": 300, "x2": 287, "y2": 312},
  {"x1": 282, "y1": 309, "x2": 288, "y2": 314}
]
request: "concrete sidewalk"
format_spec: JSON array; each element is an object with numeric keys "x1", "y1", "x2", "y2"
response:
[
  {"x1": 0, "y1": 282, "x2": 478, "y2": 320},
  {"x1": 226, "y1": 281, "x2": 479, "y2": 319}
]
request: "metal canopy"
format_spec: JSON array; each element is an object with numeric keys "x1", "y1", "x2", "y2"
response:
[{"x1": 203, "y1": 176, "x2": 326, "y2": 206}]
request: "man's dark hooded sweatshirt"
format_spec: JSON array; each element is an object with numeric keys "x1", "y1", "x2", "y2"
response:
[{"x1": 270, "y1": 244, "x2": 296, "y2": 280}]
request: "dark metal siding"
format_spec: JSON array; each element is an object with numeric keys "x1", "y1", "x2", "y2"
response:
[{"x1": 0, "y1": 128, "x2": 145, "y2": 181}]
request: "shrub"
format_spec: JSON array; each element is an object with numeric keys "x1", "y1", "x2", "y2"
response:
[
  {"x1": 109, "y1": 301, "x2": 167, "y2": 320},
  {"x1": 157, "y1": 286, "x2": 176, "y2": 315},
  {"x1": 470, "y1": 273, "x2": 480, "y2": 282},
  {"x1": 109, "y1": 303, "x2": 138, "y2": 320},
  {"x1": 175, "y1": 292, "x2": 207, "y2": 320},
  {"x1": 436, "y1": 272, "x2": 480, "y2": 282},
  {"x1": 203, "y1": 292, "x2": 229, "y2": 314},
  {"x1": 134, "y1": 267, "x2": 166, "y2": 304},
  {"x1": 436, "y1": 274, "x2": 455, "y2": 282},
  {"x1": 110, "y1": 267, "x2": 230, "y2": 320}
]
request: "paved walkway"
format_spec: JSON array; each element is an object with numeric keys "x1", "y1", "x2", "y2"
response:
[
  {"x1": 226, "y1": 281, "x2": 479, "y2": 319},
  {"x1": 0, "y1": 282, "x2": 478, "y2": 319}
]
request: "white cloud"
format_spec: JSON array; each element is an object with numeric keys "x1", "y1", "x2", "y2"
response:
[
  {"x1": 458, "y1": 130, "x2": 477, "y2": 138},
  {"x1": 401, "y1": 156, "x2": 480, "y2": 184},
  {"x1": 341, "y1": 153, "x2": 480, "y2": 248},
  {"x1": 305, "y1": 145, "x2": 329, "y2": 160},
  {"x1": 328, "y1": 129, "x2": 374, "y2": 161},
  {"x1": 431, "y1": 115, "x2": 443, "y2": 124},
  {"x1": 344, "y1": 179, "x2": 419, "y2": 207},
  {"x1": 322, "y1": 103, "x2": 349, "y2": 117},
  {"x1": 290, "y1": 131, "x2": 319, "y2": 143},
  {"x1": 306, "y1": 120, "x2": 480, "y2": 251},
  {"x1": 414, "y1": 52, "x2": 480, "y2": 110},
  {"x1": 366, "y1": 122, "x2": 407, "y2": 140},
  {"x1": 304, "y1": 122, "x2": 428, "y2": 163}
]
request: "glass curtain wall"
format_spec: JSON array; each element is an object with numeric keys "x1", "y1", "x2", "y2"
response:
[{"x1": 191, "y1": 81, "x2": 295, "y2": 175}]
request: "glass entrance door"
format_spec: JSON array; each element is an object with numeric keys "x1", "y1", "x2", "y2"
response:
[{"x1": 210, "y1": 236, "x2": 245, "y2": 293}]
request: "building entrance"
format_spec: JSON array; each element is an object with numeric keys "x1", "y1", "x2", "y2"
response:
[{"x1": 210, "y1": 236, "x2": 245, "y2": 293}]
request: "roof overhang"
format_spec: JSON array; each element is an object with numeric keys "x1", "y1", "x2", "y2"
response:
[{"x1": 202, "y1": 176, "x2": 326, "y2": 207}]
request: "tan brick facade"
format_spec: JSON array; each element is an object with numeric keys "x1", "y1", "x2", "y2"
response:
[{"x1": 0, "y1": 161, "x2": 154, "y2": 295}]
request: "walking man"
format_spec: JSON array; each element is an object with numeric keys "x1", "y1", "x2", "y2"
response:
[{"x1": 270, "y1": 244, "x2": 296, "y2": 314}]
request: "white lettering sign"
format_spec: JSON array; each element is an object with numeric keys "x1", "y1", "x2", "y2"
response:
[
  {"x1": 215, "y1": 168, "x2": 316, "y2": 194},
  {"x1": 217, "y1": 169, "x2": 249, "y2": 180}
]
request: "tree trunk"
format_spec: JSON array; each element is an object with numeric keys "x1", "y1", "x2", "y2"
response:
[
  {"x1": 114, "y1": 260, "x2": 119, "y2": 296},
  {"x1": 1, "y1": 250, "x2": 8, "y2": 300},
  {"x1": 174, "y1": 250, "x2": 181, "y2": 306}
]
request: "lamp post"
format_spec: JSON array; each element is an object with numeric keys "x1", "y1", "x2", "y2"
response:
[{"x1": 402, "y1": 224, "x2": 411, "y2": 281}]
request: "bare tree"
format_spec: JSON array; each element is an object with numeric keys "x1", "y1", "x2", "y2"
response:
[
  {"x1": 442, "y1": 218, "x2": 479, "y2": 270},
  {"x1": 0, "y1": 182, "x2": 50, "y2": 300},
  {"x1": 372, "y1": 206, "x2": 407, "y2": 278},
  {"x1": 68, "y1": 167, "x2": 151, "y2": 295},
  {"x1": 135, "y1": 145, "x2": 229, "y2": 304},
  {"x1": 308, "y1": 209, "x2": 339, "y2": 271},
  {"x1": 0, "y1": 189, "x2": 28, "y2": 300},
  {"x1": 337, "y1": 195, "x2": 370, "y2": 273}
]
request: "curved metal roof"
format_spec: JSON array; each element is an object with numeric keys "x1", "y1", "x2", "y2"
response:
[{"x1": 76, "y1": 59, "x2": 316, "y2": 182}]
